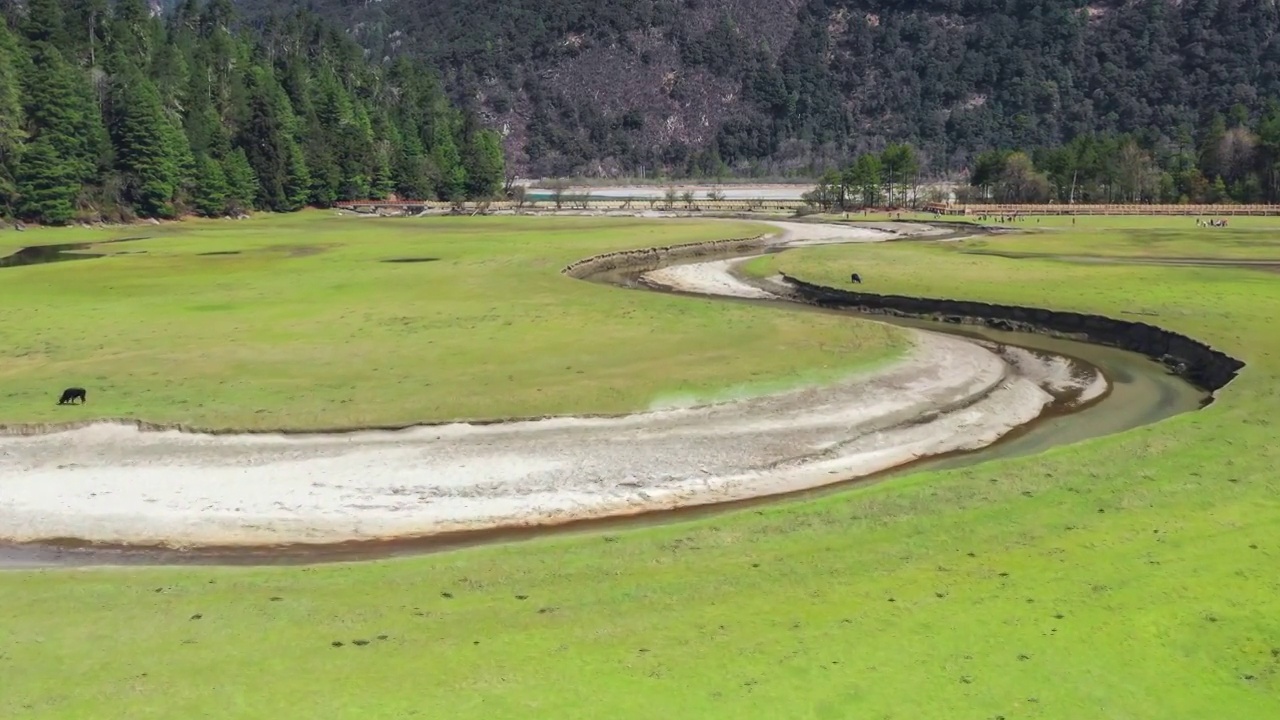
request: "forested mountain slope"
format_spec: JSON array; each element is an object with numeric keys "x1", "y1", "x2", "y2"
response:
[
  {"x1": 231, "y1": 0, "x2": 1280, "y2": 179},
  {"x1": 0, "y1": 0, "x2": 502, "y2": 224}
]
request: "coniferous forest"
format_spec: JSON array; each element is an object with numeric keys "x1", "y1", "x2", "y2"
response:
[
  {"x1": 227, "y1": 0, "x2": 1280, "y2": 189},
  {"x1": 0, "y1": 0, "x2": 505, "y2": 225}
]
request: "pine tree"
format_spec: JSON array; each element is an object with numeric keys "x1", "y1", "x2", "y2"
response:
[
  {"x1": 183, "y1": 98, "x2": 230, "y2": 161},
  {"x1": 111, "y1": 0, "x2": 154, "y2": 68},
  {"x1": 107, "y1": 51, "x2": 183, "y2": 217},
  {"x1": 0, "y1": 21, "x2": 26, "y2": 211},
  {"x1": 191, "y1": 152, "x2": 227, "y2": 216},
  {"x1": 284, "y1": 139, "x2": 311, "y2": 210},
  {"x1": 62, "y1": 0, "x2": 110, "y2": 67},
  {"x1": 164, "y1": 111, "x2": 195, "y2": 209},
  {"x1": 16, "y1": 135, "x2": 76, "y2": 223},
  {"x1": 432, "y1": 120, "x2": 466, "y2": 201},
  {"x1": 16, "y1": 42, "x2": 101, "y2": 223},
  {"x1": 371, "y1": 140, "x2": 396, "y2": 199},
  {"x1": 1, "y1": 1, "x2": 502, "y2": 221},
  {"x1": 462, "y1": 128, "x2": 504, "y2": 199},
  {"x1": 304, "y1": 134, "x2": 341, "y2": 206},
  {"x1": 239, "y1": 65, "x2": 310, "y2": 211},
  {"x1": 391, "y1": 132, "x2": 432, "y2": 200},
  {"x1": 846, "y1": 153, "x2": 882, "y2": 207},
  {"x1": 222, "y1": 147, "x2": 258, "y2": 214},
  {"x1": 23, "y1": 0, "x2": 68, "y2": 46}
]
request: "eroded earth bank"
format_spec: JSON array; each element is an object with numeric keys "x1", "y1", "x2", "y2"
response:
[{"x1": 0, "y1": 220, "x2": 1107, "y2": 549}]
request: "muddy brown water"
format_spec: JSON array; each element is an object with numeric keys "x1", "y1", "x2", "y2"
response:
[{"x1": 0, "y1": 240, "x2": 1210, "y2": 569}]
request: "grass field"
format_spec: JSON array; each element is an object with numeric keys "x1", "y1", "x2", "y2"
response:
[
  {"x1": 957, "y1": 216, "x2": 1280, "y2": 260},
  {"x1": 3, "y1": 217, "x2": 1279, "y2": 719},
  {"x1": 0, "y1": 212, "x2": 906, "y2": 429}
]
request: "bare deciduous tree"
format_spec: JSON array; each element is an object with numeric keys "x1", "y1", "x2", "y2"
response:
[
  {"x1": 1218, "y1": 127, "x2": 1259, "y2": 185},
  {"x1": 664, "y1": 186, "x2": 678, "y2": 209},
  {"x1": 1115, "y1": 141, "x2": 1160, "y2": 202}
]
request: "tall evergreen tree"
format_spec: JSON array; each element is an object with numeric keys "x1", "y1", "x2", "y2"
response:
[
  {"x1": 16, "y1": 136, "x2": 76, "y2": 223},
  {"x1": 0, "y1": 1, "x2": 504, "y2": 222},
  {"x1": 191, "y1": 152, "x2": 227, "y2": 216},
  {"x1": 23, "y1": 0, "x2": 68, "y2": 46},
  {"x1": 0, "y1": 22, "x2": 25, "y2": 212},
  {"x1": 239, "y1": 65, "x2": 309, "y2": 211},
  {"x1": 222, "y1": 147, "x2": 258, "y2": 214},
  {"x1": 16, "y1": 42, "x2": 103, "y2": 223},
  {"x1": 106, "y1": 50, "x2": 183, "y2": 217},
  {"x1": 462, "y1": 127, "x2": 505, "y2": 199},
  {"x1": 110, "y1": 0, "x2": 153, "y2": 68},
  {"x1": 62, "y1": 0, "x2": 109, "y2": 67},
  {"x1": 431, "y1": 119, "x2": 466, "y2": 201}
]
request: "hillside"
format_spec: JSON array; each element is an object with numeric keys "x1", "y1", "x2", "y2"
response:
[
  {"x1": 224, "y1": 0, "x2": 1280, "y2": 179},
  {"x1": 0, "y1": 0, "x2": 503, "y2": 224}
]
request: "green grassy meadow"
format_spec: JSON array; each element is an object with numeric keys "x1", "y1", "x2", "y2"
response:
[
  {"x1": 3, "y1": 216, "x2": 1280, "y2": 719},
  {"x1": 958, "y1": 215, "x2": 1280, "y2": 260},
  {"x1": 0, "y1": 212, "x2": 905, "y2": 429}
]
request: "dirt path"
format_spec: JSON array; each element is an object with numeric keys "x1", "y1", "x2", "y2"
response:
[{"x1": 0, "y1": 221, "x2": 1103, "y2": 548}]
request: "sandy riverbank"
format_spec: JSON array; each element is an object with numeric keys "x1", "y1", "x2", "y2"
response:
[
  {"x1": 0, "y1": 331, "x2": 1069, "y2": 547},
  {"x1": 0, "y1": 221, "x2": 1101, "y2": 548}
]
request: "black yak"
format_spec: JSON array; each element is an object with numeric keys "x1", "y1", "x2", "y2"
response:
[{"x1": 58, "y1": 387, "x2": 87, "y2": 405}]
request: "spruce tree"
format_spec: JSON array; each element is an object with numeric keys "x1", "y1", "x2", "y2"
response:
[
  {"x1": 240, "y1": 65, "x2": 310, "y2": 211},
  {"x1": 16, "y1": 43, "x2": 100, "y2": 223},
  {"x1": 111, "y1": 0, "x2": 154, "y2": 68},
  {"x1": 23, "y1": 0, "x2": 67, "y2": 46},
  {"x1": 107, "y1": 51, "x2": 182, "y2": 217},
  {"x1": 0, "y1": 21, "x2": 25, "y2": 212},
  {"x1": 392, "y1": 133, "x2": 432, "y2": 200},
  {"x1": 62, "y1": 0, "x2": 110, "y2": 67},
  {"x1": 16, "y1": 135, "x2": 76, "y2": 223},
  {"x1": 222, "y1": 147, "x2": 258, "y2": 214},
  {"x1": 371, "y1": 141, "x2": 396, "y2": 199},
  {"x1": 462, "y1": 128, "x2": 505, "y2": 199},
  {"x1": 1, "y1": 1, "x2": 502, "y2": 220},
  {"x1": 164, "y1": 111, "x2": 195, "y2": 210},
  {"x1": 431, "y1": 121, "x2": 466, "y2": 201},
  {"x1": 284, "y1": 140, "x2": 311, "y2": 210},
  {"x1": 191, "y1": 152, "x2": 227, "y2": 216},
  {"x1": 183, "y1": 99, "x2": 230, "y2": 161}
]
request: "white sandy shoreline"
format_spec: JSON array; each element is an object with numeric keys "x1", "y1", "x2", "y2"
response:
[{"x1": 0, "y1": 221, "x2": 1106, "y2": 548}]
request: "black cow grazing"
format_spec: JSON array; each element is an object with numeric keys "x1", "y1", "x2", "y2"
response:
[
  {"x1": 850, "y1": 272, "x2": 862, "y2": 284},
  {"x1": 58, "y1": 387, "x2": 87, "y2": 405}
]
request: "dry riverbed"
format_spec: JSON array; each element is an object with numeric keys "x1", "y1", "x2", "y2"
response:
[{"x1": 0, "y1": 221, "x2": 1103, "y2": 548}]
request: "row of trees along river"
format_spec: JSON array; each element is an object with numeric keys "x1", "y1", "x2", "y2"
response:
[
  {"x1": 0, "y1": 0, "x2": 505, "y2": 225},
  {"x1": 807, "y1": 106, "x2": 1280, "y2": 209}
]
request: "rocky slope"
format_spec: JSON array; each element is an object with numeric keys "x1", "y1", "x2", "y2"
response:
[{"x1": 229, "y1": 0, "x2": 1280, "y2": 178}]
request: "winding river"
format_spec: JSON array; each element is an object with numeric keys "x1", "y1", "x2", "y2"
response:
[{"x1": 0, "y1": 219, "x2": 1210, "y2": 567}]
